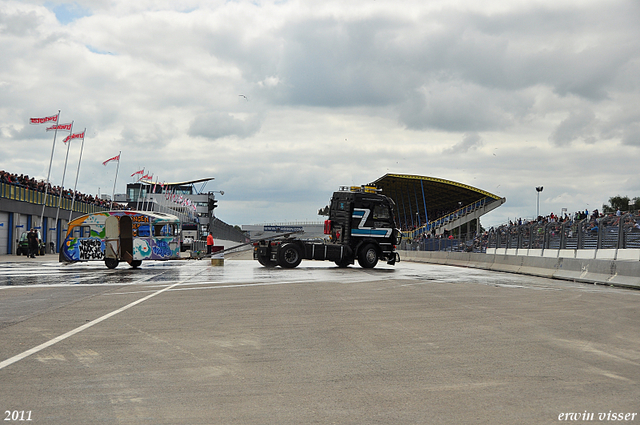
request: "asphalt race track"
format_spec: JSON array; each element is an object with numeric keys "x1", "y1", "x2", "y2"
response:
[{"x1": 1, "y1": 254, "x2": 639, "y2": 424}]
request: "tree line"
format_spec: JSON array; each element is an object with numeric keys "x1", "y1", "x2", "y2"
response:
[{"x1": 602, "y1": 195, "x2": 640, "y2": 214}]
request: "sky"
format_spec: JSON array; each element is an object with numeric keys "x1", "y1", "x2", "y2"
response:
[{"x1": 1, "y1": 0, "x2": 639, "y2": 227}]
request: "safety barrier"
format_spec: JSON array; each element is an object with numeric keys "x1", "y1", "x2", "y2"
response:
[{"x1": 399, "y1": 250, "x2": 640, "y2": 289}]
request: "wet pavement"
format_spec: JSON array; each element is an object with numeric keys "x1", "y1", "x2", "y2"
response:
[{"x1": 0, "y1": 254, "x2": 639, "y2": 424}]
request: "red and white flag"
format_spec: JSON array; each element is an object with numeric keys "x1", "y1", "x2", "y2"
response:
[
  {"x1": 62, "y1": 131, "x2": 85, "y2": 144},
  {"x1": 46, "y1": 123, "x2": 72, "y2": 132},
  {"x1": 131, "y1": 169, "x2": 144, "y2": 177},
  {"x1": 30, "y1": 114, "x2": 59, "y2": 125},
  {"x1": 102, "y1": 154, "x2": 120, "y2": 166},
  {"x1": 142, "y1": 173, "x2": 153, "y2": 180}
]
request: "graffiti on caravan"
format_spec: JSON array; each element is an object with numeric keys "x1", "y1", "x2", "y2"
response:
[
  {"x1": 79, "y1": 239, "x2": 104, "y2": 260},
  {"x1": 152, "y1": 240, "x2": 172, "y2": 258}
]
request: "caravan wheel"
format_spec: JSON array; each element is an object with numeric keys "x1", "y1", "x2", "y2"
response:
[{"x1": 105, "y1": 258, "x2": 119, "y2": 269}]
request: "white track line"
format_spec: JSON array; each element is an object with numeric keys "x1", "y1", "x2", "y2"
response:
[{"x1": 0, "y1": 268, "x2": 197, "y2": 371}]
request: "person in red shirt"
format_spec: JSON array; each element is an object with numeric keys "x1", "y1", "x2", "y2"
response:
[{"x1": 206, "y1": 232, "x2": 214, "y2": 255}]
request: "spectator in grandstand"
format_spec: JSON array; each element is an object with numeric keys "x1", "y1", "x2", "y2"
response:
[{"x1": 1, "y1": 168, "x2": 129, "y2": 210}]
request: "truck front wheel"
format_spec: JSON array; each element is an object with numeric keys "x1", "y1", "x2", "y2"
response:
[
  {"x1": 358, "y1": 244, "x2": 379, "y2": 268},
  {"x1": 278, "y1": 243, "x2": 302, "y2": 268}
]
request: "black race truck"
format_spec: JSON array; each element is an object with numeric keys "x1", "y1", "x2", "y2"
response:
[{"x1": 253, "y1": 186, "x2": 401, "y2": 268}]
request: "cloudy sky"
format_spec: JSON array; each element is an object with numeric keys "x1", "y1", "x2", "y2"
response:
[{"x1": 1, "y1": 0, "x2": 639, "y2": 227}]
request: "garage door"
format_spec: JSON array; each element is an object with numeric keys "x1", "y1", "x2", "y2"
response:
[{"x1": 0, "y1": 212, "x2": 8, "y2": 255}]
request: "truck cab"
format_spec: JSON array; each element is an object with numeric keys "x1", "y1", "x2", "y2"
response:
[
  {"x1": 325, "y1": 186, "x2": 400, "y2": 267},
  {"x1": 254, "y1": 186, "x2": 401, "y2": 269}
]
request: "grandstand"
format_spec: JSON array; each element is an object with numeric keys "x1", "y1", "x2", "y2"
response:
[{"x1": 369, "y1": 173, "x2": 506, "y2": 239}]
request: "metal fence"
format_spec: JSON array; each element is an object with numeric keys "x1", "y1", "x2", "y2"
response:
[
  {"x1": 400, "y1": 213, "x2": 640, "y2": 254},
  {"x1": 400, "y1": 231, "x2": 481, "y2": 253},
  {"x1": 487, "y1": 213, "x2": 640, "y2": 251}
]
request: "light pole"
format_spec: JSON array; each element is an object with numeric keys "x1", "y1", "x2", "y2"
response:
[{"x1": 536, "y1": 186, "x2": 544, "y2": 218}]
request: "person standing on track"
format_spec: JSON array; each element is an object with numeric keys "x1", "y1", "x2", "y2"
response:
[
  {"x1": 206, "y1": 232, "x2": 214, "y2": 255},
  {"x1": 27, "y1": 228, "x2": 38, "y2": 258}
]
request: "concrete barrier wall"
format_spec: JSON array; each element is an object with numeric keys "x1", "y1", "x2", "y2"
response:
[{"x1": 399, "y1": 250, "x2": 640, "y2": 289}]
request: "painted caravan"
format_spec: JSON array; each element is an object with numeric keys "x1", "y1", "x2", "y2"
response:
[{"x1": 59, "y1": 211, "x2": 181, "y2": 268}]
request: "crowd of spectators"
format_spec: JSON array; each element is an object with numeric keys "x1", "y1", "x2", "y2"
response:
[
  {"x1": 503, "y1": 207, "x2": 640, "y2": 232},
  {"x1": 482, "y1": 208, "x2": 640, "y2": 250},
  {"x1": 0, "y1": 169, "x2": 128, "y2": 210},
  {"x1": 404, "y1": 207, "x2": 640, "y2": 253}
]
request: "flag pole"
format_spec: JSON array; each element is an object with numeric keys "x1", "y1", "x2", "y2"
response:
[
  {"x1": 68, "y1": 129, "x2": 86, "y2": 222},
  {"x1": 142, "y1": 176, "x2": 149, "y2": 211},
  {"x1": 40, "y1": 110, "x2": 60, "y2": 240},
  {"x1": 141, "y1": 173, "x2": 148, "y2": 211},
  {"x1": 143, "y1": 173, "x2": 153, "y2": 212},
  {"x1": 135, "y1": 168, "x2": 144, "y2": 211},
  {"x1": 110, "y1": 151, "x2": 121, "y2": 210},
  {"x1": 54, "y1": 120, "x2": 74, "y2": 243},
  {"x1": 151, "y1": 176, "x2": 158, "y2": 212}
]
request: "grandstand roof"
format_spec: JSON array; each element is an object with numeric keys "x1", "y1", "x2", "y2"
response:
[{"x1": 369, "y1": 173, "x2": 503, "y2": 228}]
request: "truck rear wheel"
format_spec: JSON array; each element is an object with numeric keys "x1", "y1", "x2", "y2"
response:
[
  {"x1": 278, "y1": 243, "x2": 302, "y2": 268},
  {"x1": 358, "y1": 244, "x2": 378, "y2": 268},
  {"x1": 258, "y1": 255, "x2": 277, "y2": 267}
]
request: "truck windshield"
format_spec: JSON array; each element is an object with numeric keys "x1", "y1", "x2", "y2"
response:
[{"x1": 373, "y1": 204, "x2": 391, "y2": 220}]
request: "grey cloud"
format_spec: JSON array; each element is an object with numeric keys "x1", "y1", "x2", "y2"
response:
[
  {"x1": 258, "y1": 2, "x2": 638, "y2": 125},
  {"x1": 188, "y1": 112, "x2": 261, "y2": 140},
  {"x1": 549, "y1": 109, "x2": 596, "y2": 146},
  {"x1": 397, "y1": 81, "x2": 531, "y2": 132},
  {"x1": 601, "y1": 112, "x2": 640, "y2": 147},
  {"x1": 274, "y1": 17, "x2": 407, "y2": 108},
  {"x1": 443, "y1": 133, "x2": 484, "y2": 155},
  {"x1": 0, "y1": 9, "x2": 42, "y2": 36},
  {"x1": 621, "y1": 122, "x2": 640, "y2": 146},
  {"x1": 120, "y1": 123, "x2": 176, "y2": 150}
]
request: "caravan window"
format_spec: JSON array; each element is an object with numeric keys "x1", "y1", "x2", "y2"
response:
[
  {"x1": 80, "y1": 225, "x2": 91, "y2": 238},
  {"x1": 154, "y1": 223, "x2": 177, "y2": 237}
]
